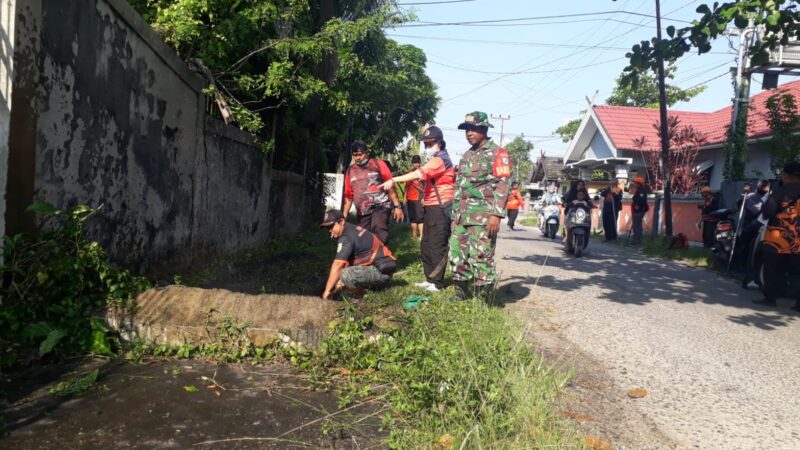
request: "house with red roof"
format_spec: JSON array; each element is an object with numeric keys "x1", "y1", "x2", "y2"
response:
[{"x1": 562, "y1": 79, "x2": 800, "y2": 190}]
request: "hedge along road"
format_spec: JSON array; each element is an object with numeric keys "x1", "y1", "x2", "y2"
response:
[{"x1": 494, "y1": 223, "x2": 800, "y2": 449}]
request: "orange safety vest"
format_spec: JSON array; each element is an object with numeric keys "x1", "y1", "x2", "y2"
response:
[
  {"x1": 763, "y1": 197, "x2": 800, "y2": 255},
  {"x1": 353, "y1": 233, "x2": 397, "y2": 267}
]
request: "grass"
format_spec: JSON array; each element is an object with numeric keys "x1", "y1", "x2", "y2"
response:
[
  {"x1": 594, "y1": 233, "x2": 712, "y2": 268},
  {"x1": 155, "y1": 222, "x2": 580, "y2": 448},
  {"x1": 519, "y1": 217, "x2": 538, "y2": 227}
]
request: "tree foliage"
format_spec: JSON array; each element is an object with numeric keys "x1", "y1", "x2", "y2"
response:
[
  {"x1": 127, "y1": 0, "x2": 438, "y2": 175},
  {"x1": 606, "y1": 65, "x2": 706, "y2": 108},
  {"x1": 505, "y1": 136, "x2": 534, "y2": 184},
  {"x1": 633, "y1": 116, "x2": 708, "y2": 194},
  {"x1": 621, "y1": 0, "x2": 800, "y2": 87},
  {"x1": 555, "y1": 118, "x2": 582, "y2": 143},
  {"x1": 765, "y1": 90, "x2": 800, "y2": 174}
]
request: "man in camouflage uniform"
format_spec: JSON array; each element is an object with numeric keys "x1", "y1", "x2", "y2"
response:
[{"x1": 449, "y1": 111, "x2": 511, "y2": 301}]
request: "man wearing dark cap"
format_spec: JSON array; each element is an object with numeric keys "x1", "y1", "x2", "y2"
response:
[
  {"x1": 320, "y1": 210, "x2": 397, "y2": 300},
  {"x1": 449, "y1": 111, "x2": 511, "y2": 301},
  {"x1": 381, "y1": 125, "x2": 456, "y2": 292},
  {"x1": 404, "y1": 155, "x2": 425, "y2": 240},
  {"x1": 754, "y1": 161, "x2": 800, "y2": 312}
]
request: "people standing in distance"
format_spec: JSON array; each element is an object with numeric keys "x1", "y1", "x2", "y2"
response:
[
  {"x1": 381, "y1": 126, "x2": 456, "y2": 292},
  {"x1": 320, "y1": 210, "x2": 397, "y2": 300},
  {"x1": 449, "y1": 111, "x2": 511, "y2": 302},
  {"x1": 599, "y1": 180, "x2": 623, "y2": 242},
  {"x1": 753, "y1": 162, "x2": 800, "y2": 312},
  {"x1": 404, "y1": 155, "x2": 425, "y2": 240},
  {"x1": 506, "y1": 182, "x2": 524, "y2": 230},
  {"x1": 698, "y1": 186, "x2": 720, "y2": 248},
  {"x1": 342, "y1": 140, "x2": 404, "y2": 244},
  {"x1": 630, "y1": 177, "x2": 649, "y2": 245}
]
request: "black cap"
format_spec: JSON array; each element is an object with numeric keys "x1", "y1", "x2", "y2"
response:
[
  {"x1": 320, "y1": 210, "x2": 344, "y2": 228},
  {"x1": 411, "y1": 155, "x2": 421, "y2": 163},
  {"x1": 420, "y1": 126, "x2": 443, "y2": 141},
  {"x1": 783, "y1": 161, "x2": 800, "y2": 177}
]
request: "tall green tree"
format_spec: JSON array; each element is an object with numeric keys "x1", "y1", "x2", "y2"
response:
[
  {"x1": 765, "y1": 90, "x2": 800, "y2": 174},
  {"x1": 606, "y1": 65, "x2": 706, "y2": 108},
  {"x1": 127, "y1": 0, "x2": 438, "y2": 178},
  {"x1": 505, "y1": 135, "x2": 534, "y2": 185},
  {"x1": 555, "y1": 118, "x2": 582, "y2": 143}
]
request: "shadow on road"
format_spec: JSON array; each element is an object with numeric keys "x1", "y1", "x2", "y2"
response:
[{"x1": 498, "y1": 233, "x2": 799, "y2": 330}]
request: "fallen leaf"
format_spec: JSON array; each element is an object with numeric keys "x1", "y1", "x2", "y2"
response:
[
  {"x1": 433, "y1": 433, "x2": 454, "y2": 450},
  {"x1": 183, "y1": 385, "x2": 199, "y2": 392},
  {"x1": 561, "y1": 410, "x2": 594, "y2": 422},
  {"x1": 627, "y1": 388, "x2": 648, "y2": 398},
  {"x1": 585, "y1": 435, "x2": 614, "y2": 450}
]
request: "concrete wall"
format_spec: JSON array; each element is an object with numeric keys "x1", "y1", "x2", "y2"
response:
[
  {"x1": 7, "y1": 0, "x2": 308, "y2": 271},
  {"x1": 0, "y1": 0, "x2": 15, "y2": 251}
]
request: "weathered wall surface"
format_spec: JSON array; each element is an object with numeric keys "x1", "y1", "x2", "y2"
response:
[
  {"x1": 0, "y1": 0, "x2": 16, "y2": 250},
  {"x1": 9, "y1": 0, "x2": 307, "y2": 270}
]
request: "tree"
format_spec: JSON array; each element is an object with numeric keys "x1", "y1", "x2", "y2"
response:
[
  {"x1": 606, "y1": 65, "x2": 705, "y2": 108},
  {"x1": 765, "y1": 90, "x2": 800, "y2": 174},
  {"x1": 555, "y1": 118, "x2": 581, "y2": 143},
  {"x1": 505, "y1": 135, "x2": 534, "y2": 185},
  {"x1": 127, "y1": 0, "x2": 438, "y2": 178},
  {"x1": 633, "y1": 116, "x2": 708, "y2": 194}
]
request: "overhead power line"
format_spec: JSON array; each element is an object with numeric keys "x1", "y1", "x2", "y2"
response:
[
  {"x1": 389, "y1": 34, "x2": 631, "y2": 50},
  {"x1": 396, "y1": 10, "x2": 693, "y2": 28},
  {"x1": 397, "y1": 0, "x2": 475, "y2": 4}
]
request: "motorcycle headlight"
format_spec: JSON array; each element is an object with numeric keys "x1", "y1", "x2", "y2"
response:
[{"x1": 575, "y1": 209, "x2": 586, "y2": 221}]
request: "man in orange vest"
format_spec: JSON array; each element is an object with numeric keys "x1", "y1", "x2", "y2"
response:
[
  {"x1": 404, "y1": 155, "x2": 425, "y2": 240},
  {"x1": 320, "y1": 210, "x2": 397, "y2": 300},
  {"x1": 753, "y1": 162, "x2": 800, "y2": 312},
  {"x1": 506, "y1": 181, "x2": 524, "y2": 230}
]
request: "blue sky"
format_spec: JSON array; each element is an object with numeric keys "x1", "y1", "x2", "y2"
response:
[{"x1": 389, "y1": 0, "x2": 771, "y2": 163}]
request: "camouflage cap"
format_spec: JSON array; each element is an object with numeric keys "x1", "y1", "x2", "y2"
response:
[{"x1": 457, "y1": 111, "x2": 494, "y2": 130}]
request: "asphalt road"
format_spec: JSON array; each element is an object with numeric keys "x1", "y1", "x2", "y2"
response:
[{"x1": 495, "y1": 222, "x2": 800, "y2": 449}]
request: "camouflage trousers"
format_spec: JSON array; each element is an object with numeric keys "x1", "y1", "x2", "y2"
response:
[{"x1": 449, "y1": 224, "x2": 497, "y2": 286}]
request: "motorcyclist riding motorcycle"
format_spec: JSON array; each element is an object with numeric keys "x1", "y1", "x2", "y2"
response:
[
  {"x1": 538, "y1": 183, "x2": 562, "y2": 238},
  {"x1": 563, "y1": 189, "x2": 594, "y2": 257}
]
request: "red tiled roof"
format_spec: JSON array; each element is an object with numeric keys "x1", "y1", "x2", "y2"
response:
[{"x1": 593, "y1": 79, "x2": 800, "y2": 151}]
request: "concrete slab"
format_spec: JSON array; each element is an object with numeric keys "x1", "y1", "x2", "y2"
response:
[{"x1": 107, "y1": 286, "x2": 338, "y2": 348}]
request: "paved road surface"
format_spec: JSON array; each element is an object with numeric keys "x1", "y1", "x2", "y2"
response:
[{"x1": 495, "y1": 224, "x2": 800, "y2": 449}]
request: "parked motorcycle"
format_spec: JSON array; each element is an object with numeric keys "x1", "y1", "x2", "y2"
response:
[
  {"x1": 710, "y1": 208, "x2": 736, "y2": 265},
  {"x1": 564, "y1": 202, "x2": 591, "y2": 257},
  {"x1": 539, "y1": 204, "x2": 561, "y2": 239}
]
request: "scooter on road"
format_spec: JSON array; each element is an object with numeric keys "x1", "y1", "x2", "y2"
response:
[
  {"x1": 564, "y1": 202, "x2": 592, "y2": 257},
  {"x1": 539, "y1": 204, "x2": 561, "y2": 239}
]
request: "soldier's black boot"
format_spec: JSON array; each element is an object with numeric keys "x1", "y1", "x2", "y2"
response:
[{"x1": 452, "y1": 281, "x2": 470, "y2": 301}]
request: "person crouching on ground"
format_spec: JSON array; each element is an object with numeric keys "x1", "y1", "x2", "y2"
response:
[
  {"x1": 506, "y1": 181, "x2": 524, "y2": 230},
  {"x1": 753, "y1": 162, "x2": 800, "y2": 312},
  {"x1": 404, "y1": 155, "x2": 425, "y2": 240},
  {"x1": 320, "y1": 210, "x2": 397, "y2": 300},
  {"x1": 342, "y1": 140, "x2": 404, "y2": 244},
  {"x1": 380, "y1": 125, "x2": 456, "y2": 292}
]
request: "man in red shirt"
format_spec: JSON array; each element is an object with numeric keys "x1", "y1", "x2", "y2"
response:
[
  {"x1": 381, "y1": 126, "x2": 455, "y2": 291},
  {"x1": 342, "y1": 140, "x2": 404, "y2": 244},
  {"x1": 404, "y1": 155, "x2": 425, "y2": 240}
]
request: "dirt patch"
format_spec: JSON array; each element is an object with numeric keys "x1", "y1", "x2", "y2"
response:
[{"x1": 0, "y1": 358, "x2": 384, "y2": 449}]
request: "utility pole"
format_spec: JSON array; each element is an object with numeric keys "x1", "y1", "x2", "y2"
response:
[
  {"x1": 491, "y1": 114, "x2": 511, "y2": 146},
  {"x1": 727, "y1": 20, "x2": 755, "y2": 180},
  {"x1": 655, "y1": 0, "x2": 673, "y2": 237}
]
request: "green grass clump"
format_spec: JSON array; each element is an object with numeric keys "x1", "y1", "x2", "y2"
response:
[
  {"x1": 519, "y1": 217, "x2": 538, "y2": 227},
  {"x1": 596, "y1": 234, "x2": 711, "y2": 267}
]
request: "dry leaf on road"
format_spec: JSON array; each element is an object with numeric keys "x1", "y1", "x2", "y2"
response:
[
  {"x1": 627, "y1": 388, "x2": 648, "y2": 398},
  {"x1": 585, "y1": 435, "x2": 614, "y2": 450}
]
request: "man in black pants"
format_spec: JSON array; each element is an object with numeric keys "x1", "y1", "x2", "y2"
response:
[
  {"x1": 754, "y1": 162, "x2": 800, "y2": 312},
  {"x1": 381, "y1": 126, "x2": 456, "y2": 292}
]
